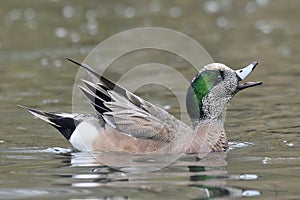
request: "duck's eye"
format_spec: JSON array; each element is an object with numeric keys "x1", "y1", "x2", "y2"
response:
[
  {"x1": 220, "y1": 70, "x2": 225, "y2": 80},
  {"x1": 216, "y1": 70, "x2": 225, "y2": 82}
]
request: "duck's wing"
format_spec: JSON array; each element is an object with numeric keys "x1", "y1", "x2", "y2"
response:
[{"x1": 68, "y1": 59, "x2": 191, "y2": 142}]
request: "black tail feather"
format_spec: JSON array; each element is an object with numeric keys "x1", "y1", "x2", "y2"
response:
[
  {"x1": 19, "y1": 105, "x2": 77, "y2": 140},
  {"x1": 67, "y1": 58, "x2": 128, "y2": 96}
]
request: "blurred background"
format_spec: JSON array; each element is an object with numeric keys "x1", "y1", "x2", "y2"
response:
[{"x1": 0, "y1": 0, "x2": 299, "y2": 199}]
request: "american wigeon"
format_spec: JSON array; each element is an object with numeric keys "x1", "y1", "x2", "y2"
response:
[{"x1": 21, "y1": 59, "x2": 262, "y2": 153}]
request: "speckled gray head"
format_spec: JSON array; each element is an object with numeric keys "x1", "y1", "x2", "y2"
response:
[{"x1": 186, "y1": 62, "x2": 262, "y2": 125}]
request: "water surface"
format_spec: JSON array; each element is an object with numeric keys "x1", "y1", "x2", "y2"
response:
[{"x1": 1, "y1": 1, "x2": 300, "y2": 199}]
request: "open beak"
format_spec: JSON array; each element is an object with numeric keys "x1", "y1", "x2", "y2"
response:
[{"x1": 235, "y1": 62, "x2": 263, "y2": 90}]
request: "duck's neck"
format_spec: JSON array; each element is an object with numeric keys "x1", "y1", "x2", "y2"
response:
[
  {"x1": 186, "y1": 86, "x2": 226, "y2": 128},
  {"x1": 190, "y1": 112, "x2": 224, "y2": 129},
  {"x1": 186, "y1": 118, "x2": 228, "y2": 153},
  {"x1": 186, "y1": 84, "x2": 229, "y2": 128}
]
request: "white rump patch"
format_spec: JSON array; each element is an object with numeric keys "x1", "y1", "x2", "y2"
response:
[{"x1": 70, "y1": 122, "x2": 99, "y2": 151}]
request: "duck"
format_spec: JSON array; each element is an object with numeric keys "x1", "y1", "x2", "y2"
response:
[{"x1": 20, "y1": 59, "x2": 262, "y2": 154}]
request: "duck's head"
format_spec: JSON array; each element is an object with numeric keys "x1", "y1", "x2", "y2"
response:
[{"x1": 186, "y1": 62, "x2": 262, "y2": 124}]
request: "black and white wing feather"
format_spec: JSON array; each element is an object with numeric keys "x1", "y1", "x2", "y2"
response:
[{"x1": 68, "y1": 59, "x2": 191, "y2": 141}]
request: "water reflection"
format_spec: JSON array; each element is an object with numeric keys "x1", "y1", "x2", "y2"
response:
[{"x1": 56, "y1": 151, "x2": 261, "y2": 199}]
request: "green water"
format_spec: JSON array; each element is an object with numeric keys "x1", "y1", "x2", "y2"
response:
[{"x1": 1, "y1": 1, "x2": 300, "y2": 199}]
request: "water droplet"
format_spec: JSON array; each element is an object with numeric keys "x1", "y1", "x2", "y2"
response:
[
  {"x1": 54, "y1": 27, "x2": 68, "y2": 38},
  {"x1": 86, "y1": 19, "x2": 98, "y2": 35},
  {"x1": 216, "y1": 16, "x2": 229, "y2": 28},
  {"x1": 6, "y1": 9, "x2": 22, "y2": 24},
  {"x1": 124, "y1": 6, "x2": 136, "y2": 18},
  {"x1": 54, "y1": 59, "x2": 62, "y2": 67},
  {"x1": 40, "y1": 58, "x2": 49, "y2": 66},
  {"x1": 70, "y1": 32, "x2": 80, "y2": 43},
  {"x1": 63, "y1": 6, "x2": 75, "y2": 18},
  {"x1": 169, "y1": 7, "x2": 182, "y2": 18},
  {"x1": 204, "y1": 0, "x2": 220, "y2": 14},
  {"x1": 255, "y1": 20, "x2": 273, "y2": 34}
]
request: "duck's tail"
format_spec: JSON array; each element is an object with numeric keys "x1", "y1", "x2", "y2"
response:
[{"x1": 18, "y1": 105, "x2": 77, "y2": 140}]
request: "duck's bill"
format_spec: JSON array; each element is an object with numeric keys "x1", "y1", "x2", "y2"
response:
[
  {"x1": 237, "y1": 81, "x2": 263, "y2": 90},
  {"x1": 235, "y1": 61, "x2": 263, "y2": 90}
]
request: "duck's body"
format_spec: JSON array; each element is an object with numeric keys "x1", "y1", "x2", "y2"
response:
[{"x1": 22, "y1": 59, "x2": 262, "y2": 154}]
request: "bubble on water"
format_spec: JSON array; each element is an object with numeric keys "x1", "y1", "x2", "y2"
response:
[
  {"x1": 255, "y1": 20, "x2": 273, "y2": 34},
  {"x1": 169, "y1": 7, "x2": 182, "y2": 18},
  {"x1": 245, "y1": 2, "x2": 257, "y2": 13},
  {"x1": 54, "y1": 27, "x2": 68, "y2": 38},
  {"x1": 63, "y1": 6, "x2": 75, "y2": 18},
  {"x1": 9, "y1": 9, "x2": 22, "y2": 20},
  {"x1": 54, "y1": 59, "x2": 62, "y2": 67},
  {"x1": 124, "y1": 6, "x2": 136, "y2": 18},
  {"x1": 150, "y1": 0, "x2": 161, "y2": 13},
  {"x1": 86, "y1": 19, "x2": 98, "y2": 35},
  {"x1": 40, "y1": 58, "x2": 49, "y2": 66},
  {"x1": 216, "y1": 16, "x2": 229, "y2": 28},
  {"x1": 5, "y1": 9, "x2": 22, "y2": 24},
  {"x1": 70, "y1": 32, "x2": 81, "y2": 43},
  {"x1": 204, "y1": 0, "x2": 220, "y2": 14}
]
